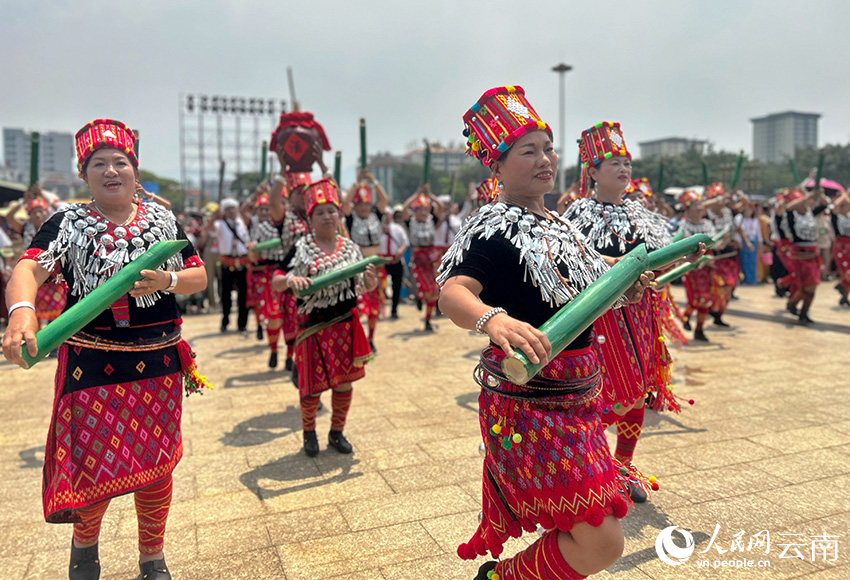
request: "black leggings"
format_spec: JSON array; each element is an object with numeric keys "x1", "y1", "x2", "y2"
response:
[
  {"x1": 221, "y1": 266, "x2": 248, "y2": 330},
  {"x1": 385, "y1": 262, "x2": 404, "y2": 314}
]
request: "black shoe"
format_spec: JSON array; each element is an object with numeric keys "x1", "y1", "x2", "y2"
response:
[
  {"x1": 69, "y1": 541, "x2": 100, "y2": 580},
  {"x1": 693, "y1": 328, "x2": 709, "y2": 342},
  {"x1": 416, "y1": 298, "x2": 422, "y2": 311},
  {"x1": 799, "y1": 313, "x2": 814, "y2": 325},
  {"x1": 328, "y1": 430, "x2": 352, "y2": 454},
  {"x1": 285, "y1": 357, "x2": 294, "y2": 371},
  {"x1": 628, "y1": 480, "x2": 648, "y2": 503},
  {"x1": 712, "y1": 316, "x2": 730, "y2": 328},
  {"x1": 268, "y1": 351, "x2": 278, "y2": 369},
  {"x1": 303, "y1": 430, "x2": 319, "y2": 457},
  {"x1": 682, "y1": 318, "x2": 691, "y2": 331},
  {"x1": 220, "y1": 322, "x2": 228, "y2": 333},
  {"x1": 135, "y1": 557, "x2": 170, "y2": 580},
  {"x1": 369, "y1": 340, "x2": 377, "y2": 354},
  {"x1": 775, "y1": 284, "x2": 788, "y2": 298},
  {"x1": 474, "y1": 561, "x2": 498, "y2": 580},
  {"x1": 841, "y1": 297, "x2": 850, "y2": 307},
  {"x1": 786, "y1": 302, "x2": 799, "y2": 316},
  {"x1": 424, "y1": 320, "x2": 434, "y2": 332},
  {"x1": 237, "y1": 326, "x2": 248, "y2": 333},
  {"x1": 256, "y1": 326, "x2": 264, "y2": 340},
  {"x1": 291, "y1": 366, "x2": 299, "y2": 388},
  {"x1": 390, "y1": 311, "x2": 399, "y2": 320}
]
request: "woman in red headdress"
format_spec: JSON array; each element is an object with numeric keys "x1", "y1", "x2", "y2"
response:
[
  {"x1": 2, "y1": 119, "x2": 209, "y2": 580},
  {"x1": 342, "y1": 168, "x2": 389, "y2": 350},
  {"x1": 677, "y1": 190, "x2": 717, "y2": 341},
  {"x1": 5, "y1": 184, "x2": 67, "y2": 326},
  {"x1": 244, "y1": 184, "x2": 288, "y2": 367},
  {"x1": 402, "y1": 184, "x2": 444, "y2": 332},
  {"x1": 784, "y1": 186, "x2": 829, "y2": 323},
  {"x1": 565, "y1": 126, "x2": 702, "y2": 504},
  {"x1": 440, "y1": 87, "x2": 654, "y2": 580},
  {"x1": 831, "y1": 191, "x2": 850, "y2": 306},
  {"x1": 273, "y1": 179, "x2": 377, "y2": 457}
]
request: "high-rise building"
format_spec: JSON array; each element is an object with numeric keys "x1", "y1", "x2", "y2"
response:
[
  {"x1": 2, "y1": 128, "x2": 76, "y2": 184},
  {"x1": 751, "y1": 111, "x2": 820, "y2": 164},
  {"x1": 638, "y1": 137, "x2": 706, "y2": 159}
]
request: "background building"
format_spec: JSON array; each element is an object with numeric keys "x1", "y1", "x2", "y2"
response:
[
  {"x1": 751, "y1": 111, "x2": 820, "y2": 164},
  {"x1": 638, "y1": 137, "x2": 707, "y2": 159},
  {"x1": 2, "y1": 128, "x2": 76, "y2": 184}
]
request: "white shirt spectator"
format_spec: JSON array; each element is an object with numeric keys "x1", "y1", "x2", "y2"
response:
[
  {"x1": 381, "y1": 222, "x2": 409, "y2": 256},
  {"x1": 215, "y1": 218, "x2": 250, "y2": 257}
]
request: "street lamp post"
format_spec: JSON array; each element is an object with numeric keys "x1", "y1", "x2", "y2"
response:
[{"x1": 552, "y1": 63, "x2": 573, "y2": 194}]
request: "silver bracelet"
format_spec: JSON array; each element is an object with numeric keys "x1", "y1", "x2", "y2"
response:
[
  {"x1": 476, "y1": 307, "x2": 506, "y2": 334},
  {"x1": 164, "y1": 271, "x2": 178, "y2": 293},
  {"x1": 7, "y1": 301, "x2": 36, "y2": 316}
]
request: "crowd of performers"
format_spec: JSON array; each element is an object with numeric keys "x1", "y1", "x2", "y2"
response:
[{"x1": 1, "y1": 90, "x2": 848, "y2": 580}]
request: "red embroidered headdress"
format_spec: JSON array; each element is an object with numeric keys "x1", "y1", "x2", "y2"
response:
[
  {"x1": 578, "y1": 121, "x2": 631, "y2": 196},
  {"x1": 352, "y1": 183, "x2": 373, "y2": 205},
  {"x1": 705, "y1": 182, "x2": 725, "y2": 199},
  {"x1": 411, "y1": 193, "x2": 431, "y2": 209},
  {"x1": 26, "y1": 198, "x2": 49, "y2": 214},
  {"x1": 475, "y1": 178, "x2": 500, "y2": 204},
  {"x1": 75, "y1": 119, "x2": 137, "y2": 177},
  {"x1": 679, "y1": 189, "x2": 702, "y2": 208},
  {"x1": 463, "y1": 86, "x2": 552, "y2": 166},
  {"x1": 304, "y1": 179, "x2": 340, "y2": 216},
  {"x1": 286, "y1": 172, "x2": 312, "y2": 195}
]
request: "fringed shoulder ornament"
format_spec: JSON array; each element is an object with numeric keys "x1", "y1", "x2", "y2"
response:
[
  {"x1": 250, "y1": 217, "x2": 286, "y2": 261},
  {"x1": 677, "y1": 219, "x2": 716, "y2": 238},
  {"x1": 793, "y1": 209, "x2": 818, "y2": 242},
  {"x1": 565, "y1": 198, "x2": 671, "y2": 253},
  {"x1": 835, "y1": 213, "x2": 850, "y2": 237},
  {"x1": 289, "y1": 234, "x2": 364, "y2": 314},
  {"x1": 37, "y1": 202, "x2": 183, "y2": 308},
  {"x1": 280, "y1": 209, "x2": 309, "y2": 256},
  {"x1": 437, "y1": 202, "x2": 612, "y2": 307},
  {"x1": 409, "y1": 218, "x2": 436, "y2": 247}
]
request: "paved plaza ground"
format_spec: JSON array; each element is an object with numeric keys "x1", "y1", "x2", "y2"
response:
[{"x1": 1, "y1": 284, "x2": 849, "y2": 579}]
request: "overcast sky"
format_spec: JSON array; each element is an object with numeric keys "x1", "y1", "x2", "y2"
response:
[{"x1": 3, "y1": 0, "x2": 849, "y2": 185}]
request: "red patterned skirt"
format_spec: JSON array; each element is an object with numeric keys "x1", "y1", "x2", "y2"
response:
[
  {"x1": 593, "y1": 292, "x2": 675, "y2": 414},
  {"x1": 656, "y1": 286, "x2": 689, "y2": 346},
  {"x1": 43, "y1": 340, "x2": 185, "y2": 523},
  {"x1": 713, "y1": 255, "x2": 740, "y2": 288},
  {"x1": 459, "y1": 346, "x2": 629, "y2": 560},
  {"x1": 775, "y1": 239, "x2": 797, "y2": 293},
  {"x1": 410, "y1": 246, "x2": 441, "y2": 302},
  {"x1": 682, "y1": 266, "x2": 713, "y2": 313},
  {"x1": 791, "y1": 245, "x2": 822, "y2": 288},
  {"x1": 834, "y1": 236, "x2": 850, "y2": 291},
  {"x1": 36, "y1": 281, "x2": 67, "y2": 324},
  {"x1": 249, "y1": 265, "x2": 282, "y2": 327},
  {"x1": 295, "y1": 310, "x2": 372, "y2": 398},
  {"x1": 357, "y1": 267, "x2": 387, "y2": 321}
]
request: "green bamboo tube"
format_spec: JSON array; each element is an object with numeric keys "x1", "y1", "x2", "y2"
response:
[
  {"x1": 789, "y1": 158, "x2": 800, "y2": 184},
  {"x1": 729, "y1": 152, "x2": 744, "y2": 190},
  {"x1": 574, "y1": 152, "x2": 582, "y2": 183},
  {"x1": 261, "y1": 141, "x2": 268, "y2": 180},
  {"x1": 702, "y1": 161, "x2": 709, "y2": 186},
  {"x1": 422, "y1": 141, "x2": 431, "y2": 185},
  {"x1": 646, "y1": 234, "x2": 712, "y2": 271},
  {"x1": 502, "y1": 244, "x2": 649, "y2": 385},
  {"x1": 299, "y1": 255, "x2": 391, "y2": 296},
  {"x1": 253, "y1": 238, "x2": 283, "y2": 252},
  {"x1": 133, "y1": 130, "x2": 140, "y2": 159},
  {"x1": 670, "y1": 230, "x2": 685, "y2": 243},
  {"x1": 21, "y1": 240, "x2": 188, "y2": 368},
  {"x1": 334, "y1": 151, "x2": 342, "y2": 185},
  {"x1": 814, "y1": 150, "x2": 825, "y2": 190},
  {"x1": 656, "y1": 160, "x2": 664, "y2": 196},
  {"x1": 653, "y1": 255, "x2": 710, "y2": 286},
  {"x1": 29, "y1": 132, "x2": 40, "y2": 186},
  {"x1": 711, "y1": 225, "x2": 731, "y2": 245},
  {"x1": 360, "y1": 119, "x2": 367, "y2": 170}
]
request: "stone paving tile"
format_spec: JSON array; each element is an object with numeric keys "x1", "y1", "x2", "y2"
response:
[
  {"x1": 276, "y1": 522, "x2": 442, "y2": 580},
  {"x1": 3, "y1": 285, "x2": 849, "y2": 579},
  {"x1": 338, "y1": 485, "x2": 479, "y2": 531}
]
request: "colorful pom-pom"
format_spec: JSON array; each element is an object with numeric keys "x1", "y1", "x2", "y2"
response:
[
  {"x1": 648, "y1": 476, "x2": 657, "y2": 484},
  {"x1": 512, "y1": 433, "x2": 522, "y2": 444},
  {"x1": 651, "y1": 482, "x2": 660, "y2": 491},
  {"x1": 688, "y1": 399, "x2": 695, "y2": 405},
  {"x1": 491, "y1": 423, "x2": 501, "y2": 434}
]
